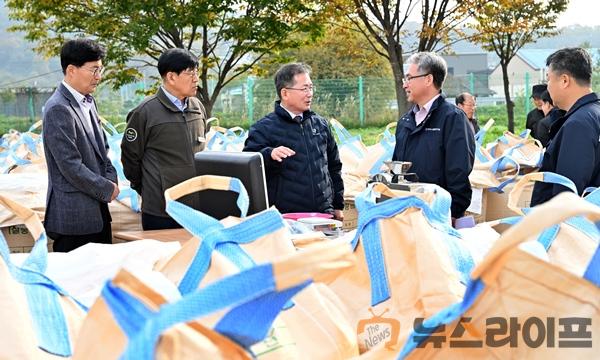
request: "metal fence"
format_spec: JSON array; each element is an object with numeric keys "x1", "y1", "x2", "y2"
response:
[{"x1": 3, "y1": 73, "x2": 600, "y2": 133}]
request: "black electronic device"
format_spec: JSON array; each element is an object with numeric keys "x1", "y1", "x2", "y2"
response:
[{"x1": 193, "y1": 151, "x2": 269, "y2": 219}]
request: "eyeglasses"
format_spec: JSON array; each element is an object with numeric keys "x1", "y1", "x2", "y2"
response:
[
  {"x1": 81, "y1": 66, "x2": 105, "y2": 77},
  {"x1": 402, "y1": 73, "x2": 430, "y2": 84},
  {"x1": 285, "y1": 86, "x2": 315, "y2": 94},
  {"x1": 179, "y1": 69, "x2": 199, "y2": 78}
]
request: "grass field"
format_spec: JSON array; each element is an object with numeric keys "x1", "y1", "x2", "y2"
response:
[
  {"x1": 1, "y1": 103, "x2": 528, "y2": 147},
  {"x1": 338, "y1": 116, "x2": 526, "y2": 146}
]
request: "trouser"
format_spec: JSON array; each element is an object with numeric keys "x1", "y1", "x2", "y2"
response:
[
  {"x1": 141, "y1": 212, "x2": 182, "y2": 231},
  {"x1": 48, "y1": 203, "x2": 112, "y2": 252}
]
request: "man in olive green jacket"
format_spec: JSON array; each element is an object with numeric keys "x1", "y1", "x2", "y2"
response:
[{"x1": 121, "y1": 48, "x2": 207, "y2": 230}]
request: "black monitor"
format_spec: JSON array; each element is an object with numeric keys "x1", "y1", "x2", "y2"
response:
[{"x1": 193, "y1": 151, "x2": 269, "y2": 219}]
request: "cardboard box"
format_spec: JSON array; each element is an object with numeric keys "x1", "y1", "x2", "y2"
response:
[
  {"x1": 1, "y1": 224, "x2": 53, "y2": 253},
  {"x1": 485, "y1": 182, "x2": 533, "y2": 222},
  {"x1": 343, "y1": 198, "x2": 358, "y2": 230}
]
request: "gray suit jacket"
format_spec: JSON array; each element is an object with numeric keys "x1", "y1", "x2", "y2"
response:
[{"x1": 42, "y1": 83, "x2": 117, "y2": 235}]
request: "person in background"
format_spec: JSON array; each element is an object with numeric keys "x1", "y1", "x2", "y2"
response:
[
  {"x1": 525, "y1": 84, "x2": 547, "y2": 139},
  {"x1": 243, "y1": 63, "x2": 344, "y2": 220},
  {"x1": 42, "y1": 39, "x2": 119, "y2": 252},
  {"x1": 455, "y1": 92, "x2": 479, "y2": 135},
  {"x1": 531, "y1": 47, "x2": 600, "y2": 206},
  {"x1": 392, "y1": 52, "x2": 475, "y2": 221},
  {"x1": 536, "y1": 90, "x2": 565, "y2": 148},
  {"x1": 121, "y1": 48, "x2": 207, "y2": 230}
]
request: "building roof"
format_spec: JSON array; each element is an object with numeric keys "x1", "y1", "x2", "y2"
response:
[{"x1": 517, "y1": 48, "x2": 600, "y2": 70}]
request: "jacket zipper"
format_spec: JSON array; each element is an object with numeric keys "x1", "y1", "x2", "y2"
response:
[
  {"x1": 182, "y1": 112, "x2": 193, "y2": 162},
  {"x1": 300, "y1": 121, "x2": 316, "y2": 210}
]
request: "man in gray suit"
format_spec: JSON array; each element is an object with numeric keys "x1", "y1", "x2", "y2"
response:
[{"x1": 43, "y1": 39, "x2": 119, "y2": 252}]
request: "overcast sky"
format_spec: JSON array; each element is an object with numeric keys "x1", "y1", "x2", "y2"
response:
[{"x1": 557, "y1": 0, "x2": 599, "y2": 27}]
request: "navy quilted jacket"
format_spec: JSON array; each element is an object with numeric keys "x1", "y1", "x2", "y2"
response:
[
  {"x1": 243, "y1": 102, "x2": 344, "y2": 214},
  {"x1": 532, "y1": 92, "x2": 600, "y2": 206},
  {"x1": 392, "y1": 95, "x2": 475, "y2": 218}
]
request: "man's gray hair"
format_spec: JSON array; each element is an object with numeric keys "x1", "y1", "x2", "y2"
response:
[
  {"x1": 406, "y1": 52, "x2": 447, "y2": 90},
  {"x1": 274, "y1": 63, "x2": 312, "y2": 99}
]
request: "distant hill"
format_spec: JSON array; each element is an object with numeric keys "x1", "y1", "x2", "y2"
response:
[
  {"x1": 0, "y1": 0, "x2": 62, "y2": 88},
  {"x1": 1, "y1": 1, "x2": 599, "y2": 88}
]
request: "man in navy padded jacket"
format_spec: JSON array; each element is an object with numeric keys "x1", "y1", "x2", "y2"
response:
[
  {"x1": 392, "y1": 52, "x2": 475, "y2": 220},
  {"x1": 243, "y1": 63, "x2": 344, "y2": 219},
  {"x1": 531, "y1": 48, "x2": 600, "y2": 206}
]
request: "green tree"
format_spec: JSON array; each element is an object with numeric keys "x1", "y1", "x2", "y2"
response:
[
  {"x1": 257, "y1": 23, "x2": 392, "y2": 79},
  {"x1": 468, "y1": 0, "x2": 568, "y2": 132},
  {"x1": 6, "y1": 0, "x2": 331, "y2": 116},
  {"x1": 336, "y1": 0, "x2": 475, "y2": 116}
]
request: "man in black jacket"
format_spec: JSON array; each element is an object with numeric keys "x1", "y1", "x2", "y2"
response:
[
  {"x1": 525, "y1": 84, "x2": 547, "y2": 140},
  {"x1": 536, "y1": 90, "x2": 565, "y2": 148},
  {"x1": 392, "y1": 52, "x2": 475, "y2": 220},
  {"x1": 243, "y1": 63, "x2": 344, "y2": 219},
  {"x1": 531, "y1": 47, "x2": 600, "y2": 206}
]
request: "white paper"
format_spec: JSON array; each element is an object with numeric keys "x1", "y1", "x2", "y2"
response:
[{"x1": 466, "y1": 187, "x2": 483, "y2": 215}]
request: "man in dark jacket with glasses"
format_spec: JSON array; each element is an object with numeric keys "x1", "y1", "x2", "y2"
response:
[
  {"x1": 393, "y1": 52, "x2": 475, "y2": 221},
  {"x1": 243, "y1": 63, "x2": 344, "y2": 220}
]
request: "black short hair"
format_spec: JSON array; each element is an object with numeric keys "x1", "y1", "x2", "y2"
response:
[
  {"x1": 455, "y1": 92, "x2": 473, "y2": 105},
  {"x1": 274, "y1": 63, "x2": 311, "y2": 99},
  {"x1": 157, "y1": 48, "x2": 199, "y2": 77},
  {"x1": 540, "y1": 90, "x2": 553, "y2": 106},
  {"x1": 406, "y1": 52, "x2": 447, "y2": 90},
  {"x1": 531, "y1": 84, "x2": 547, "y2": 99},
  {"x1": 60, "y1": 39, "x2": 106, "y2": 74},
  {"x1": 546, "y1": 47, "x2": 592, "y2": 87}
]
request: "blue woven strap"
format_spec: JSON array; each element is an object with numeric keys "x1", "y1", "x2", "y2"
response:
[
  {"x1": 584, "y1": 187, "x2": 600, "y2": 205},
  {"x1": 368, "y1": 139, "x2": 394, "y2": 175},
  {"x1": 20, "y1": 133, "x2": 39, "y2": 155},
  {"x1": 474, "y1": 146, "x2": 489, "y2": 163},
  {"x1": 399, "y1": 244, "x2": 600, "y2": 359},
  {"x1": 541, "y1": 172, "x2": 578, "y2": 193},
  {"x1": 117, "y1": 187, "x2": 141, "y2": 213},
  {"x1": 0, "y1": 230, "x2": 84, "y2": 356},
  {"x1": 206, "y1": 131, "x2": 229, "y2": 150},
  {"x1": 517, "y1": 173, "x2": 599, "y2": 249},
  {"x1": 398, "y1": 279, "x2": 485, "y2": 359},
  {"x1": 166, "y1": 191, "x2": 285, "y2": 295},
  {"x1": 103, "y1": 133, "x2": 141, "y2": 213},
  {"x1": 584, "y1": 244, "x2": 600, "y2": 286},
  {"x1": 381, "y1": 128, "x2": 396, "y2": 143},
  {"x1": 330, "y1": 120, "x2": 354, "y2": 143},
  {"x1": 352, "y1": 186, "x2": 474, "y2": 305},
  {"x1": 331, "y1": 121, "x2": 364, "y2": 158},
  {"x1": 111, "y1": 263, "x2": 311, "y2": 360},
  {"x1": 474, "y1": 129, "x2": 486, "y2": 147},
  {"x1": 102, "y1": 121, "x2": 120, "y2": 136},
  {"x1": 27, "y1": 123, "x2": 40, "y2": 133}
]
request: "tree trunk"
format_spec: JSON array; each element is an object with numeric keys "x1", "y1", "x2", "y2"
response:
[
  {"x1": 501, "y1": 61, "x2": 515, "y2": 133},
  {"x1": 388, "y1": 41, "x2": 409, "y2": 117},
  {"x1": 203, "y1": 99, "x2": 214, "y2": 119},
  {"x1": 196, "y1": 86, "x2": 214, "y2": 118}
]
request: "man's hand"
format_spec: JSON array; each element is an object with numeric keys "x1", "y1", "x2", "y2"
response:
[
  {"x1": 271, "y1": 146, "x2": 295, "y2": 162},
  {"x1": 110, "y1": 182, "x2": 120, "y2": 201},
  {"x1": 333, "y1": 209, "x2": 344, "y2": 221}
]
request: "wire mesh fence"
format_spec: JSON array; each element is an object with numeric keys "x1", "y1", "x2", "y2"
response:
[{"x1": 3, "y1": 72, "x2": 600, "y2": 135}]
